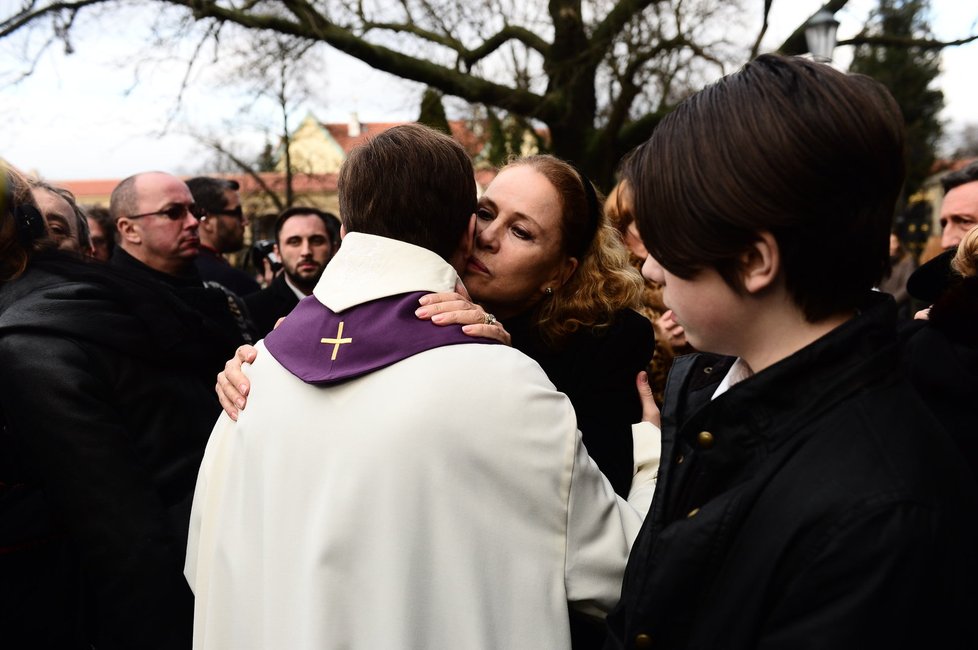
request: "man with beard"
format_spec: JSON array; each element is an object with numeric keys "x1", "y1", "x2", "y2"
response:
[{"x1": 244, "y1": 207, "x2": 340, "y2": 338}]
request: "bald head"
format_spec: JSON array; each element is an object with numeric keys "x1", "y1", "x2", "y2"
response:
[{"x1": 112, "y1": 172, "x2": 202, "y2": 275}]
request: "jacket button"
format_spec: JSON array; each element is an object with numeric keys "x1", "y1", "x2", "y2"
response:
[
  {"x1": 697, "y1": 430, "x2": 715, "y2": 449},
  {"x1": 635, "y1": 633, "x2": 653, "y2": 648},
  {"x1": 675, "y1": 454, "x2": 685, "y2": 465},
  {"x1": 687, "y1": 507, "x2": 700, "y2": 518}
]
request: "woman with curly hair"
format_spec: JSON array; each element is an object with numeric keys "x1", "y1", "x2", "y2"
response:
[
  {"x1": 449, "y1": 155, "x2": 655, "y2": 497},
  {"x1": 604, "y1": 178, "x2": 691, "y2": 404}
]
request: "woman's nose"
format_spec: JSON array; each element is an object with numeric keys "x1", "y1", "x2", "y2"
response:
[{"x1": 476, "y1": 221, "x2": 499, "y2": 250}]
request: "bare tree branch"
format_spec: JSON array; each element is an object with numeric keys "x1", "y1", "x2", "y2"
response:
[
  {"x1": 202, "y1": 137, "x2": 286, "y2": 211},
  {"x1": 165, "y1": 0, "x2": 548, "y2": 115},
  {"x1": 750, "y1": 0, "x2": 772, "y2": 59},
  {"x1": 0, "y1": 0, "x2": 106, "y2": 38},
  {"x1": 462, "y1": 25, "x2": 550, "y2": 66},
  {"x1": 841, "y1": 32, "x2": 978, "y2": 49}
]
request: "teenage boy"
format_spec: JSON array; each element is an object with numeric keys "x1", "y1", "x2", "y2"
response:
[{"x1": 605, "y1": 54, "x2": 978, "y2": 649}]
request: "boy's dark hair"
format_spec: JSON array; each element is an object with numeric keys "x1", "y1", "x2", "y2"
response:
[
  {"x1": 338, "y1": 124, "x2": 476, "y2": 261},
  {"x1": 624, "y1": 54, "x2": 906, "y2": 322},
  {"x1": 274, "y1": 207, "x2": 341, "y2": 247},
  {"x1": 185, "y1": 177, "x2": 240, "y2": 214},
  {"x1": 941, "y1": 161, "x2": 978, "y2": 194}
]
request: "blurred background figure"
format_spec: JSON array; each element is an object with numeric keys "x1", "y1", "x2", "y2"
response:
[
  {"x1": 186, "y1": 176, "x2": 260, "y2": 297},
  {"x1": 85, "y1": 205, "x2": 115, "y2": 261},
  {"x1": 905, "y1": 226, "x2": 978, "y2": 479},
  {"x1": 244, "y1": 207, "x2": 340, "y2": 338},
  {"x1": 28, "y1": 179, "x2": 90, "y2": 255},
  {"x1": 605, "y1": 179, "x2": 689, "y2": 404},
  {"x1": 938, "y1": 161, "x2": 978, "y2": 250},
  {"x1": 879, "y1": 231, "x2": 916, "y2": 319}
]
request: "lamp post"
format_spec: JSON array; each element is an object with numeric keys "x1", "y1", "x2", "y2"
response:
[{"x1": 805, "y1": 9, "x2": 840, "y2": 63}]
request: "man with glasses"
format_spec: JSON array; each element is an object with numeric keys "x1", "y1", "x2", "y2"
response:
[
  {"x1": 110, "y1": 172, "x2": 255, "y2": 376},
  {"x1": 187, "y1": 176, "x2": 260, "y2": 296}
]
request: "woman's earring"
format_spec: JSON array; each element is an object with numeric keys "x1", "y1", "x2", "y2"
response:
[{"x1": 544, "y1": 287, "x2": 553, "y2": 295}]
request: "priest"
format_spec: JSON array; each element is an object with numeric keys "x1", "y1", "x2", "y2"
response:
[{"x1": 185, "y1": 124, "x2": 659, "y2": 649}]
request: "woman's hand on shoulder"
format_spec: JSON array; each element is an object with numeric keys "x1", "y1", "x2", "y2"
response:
[
  {"x1": 216, "y1": 344, "x2": 258, "y2": 421},
  {"x1": 415, "y1": 291, "x2": 512, "y2": 346}
]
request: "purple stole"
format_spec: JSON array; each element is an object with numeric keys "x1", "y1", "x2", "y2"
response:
[{"x1": 264, "y1": 291, "x2": 495, "y2": 385}]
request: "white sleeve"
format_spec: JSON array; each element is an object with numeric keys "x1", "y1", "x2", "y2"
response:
[
  {"x1": 184, "y1": 410, "x2": 237, "y2": 595},
  {"x1": 564, "y1": 421, "x2": 661, "y2": 618}
]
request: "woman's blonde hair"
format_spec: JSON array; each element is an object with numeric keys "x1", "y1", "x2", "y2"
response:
[
  {"x1": 506, "y1": 156, "x2": 644, "y2": 345},
  {"x1": 951, "y1": 226, "x2": 978, "y2": 278}
]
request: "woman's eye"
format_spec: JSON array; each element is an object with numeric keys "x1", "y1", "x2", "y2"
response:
[
  {"x1": 512, "y1": 227, "x2": 532, "y2": 240},
  {"x1": 476, "y1": 208, "x2": 494, "y2": 221}
]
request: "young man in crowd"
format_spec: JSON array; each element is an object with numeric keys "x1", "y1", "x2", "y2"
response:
[{"x1": 604, "y1": 54, "x2": 978, "y2": 649}]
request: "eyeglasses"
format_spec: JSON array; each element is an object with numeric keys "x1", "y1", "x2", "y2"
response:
[
  {"x1": 128, "y1": 203, "x2": 206, "y2": 221},
  {"x1": 209, "y1": 205, "x2": 244, "y2": 221}
]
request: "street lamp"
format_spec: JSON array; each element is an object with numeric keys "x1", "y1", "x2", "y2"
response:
[{"x1": 805, "y1": 9, "x2": 840, "y2": 63}]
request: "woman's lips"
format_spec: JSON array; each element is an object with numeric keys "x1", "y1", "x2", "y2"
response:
[{"x1": 467, "y1": 257, "x2": 490, "y2": 274}]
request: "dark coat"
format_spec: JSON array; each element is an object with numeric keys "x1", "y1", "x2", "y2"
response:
[
  {"x1": 604, "y1": 293, "x2": 978, "y2": 650},
  {"x1": 112, "y1": 247, "x2": 256, "y2": 355},
  {"x1": 193, "y1": 245, "x2": 260, "y2": 297},
  {"x1": 0, "y1": 254, "x2": 224, "y2": 649},
  {"x1": 244, "y1": 272, "x2": 301, "y2": 339},
  {"x1": 903, "y1": 275, "x2": 978, "y2": 480}
]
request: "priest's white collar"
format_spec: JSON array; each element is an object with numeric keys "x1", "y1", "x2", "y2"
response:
[{"x1": 313, "y1": 232, "x2": 461, "y2": 313}]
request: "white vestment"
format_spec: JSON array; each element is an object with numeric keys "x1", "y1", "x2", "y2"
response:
[{"x1": 185, "y1": 233, "x2": 659, "y2": 649}]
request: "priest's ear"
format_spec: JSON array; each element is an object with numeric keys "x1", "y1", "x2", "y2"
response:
[{"x1": 448, "y1": 214, "x2": 477, "y2": 273}]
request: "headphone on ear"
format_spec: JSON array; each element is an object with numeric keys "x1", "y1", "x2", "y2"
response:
[{"x1": 15, "y1": 204, "x2": 46, "y2": 246}]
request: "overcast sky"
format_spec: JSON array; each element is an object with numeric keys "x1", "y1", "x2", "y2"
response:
[{"x1": 1, "y1": 0, "x2": 975, "y2": 181}]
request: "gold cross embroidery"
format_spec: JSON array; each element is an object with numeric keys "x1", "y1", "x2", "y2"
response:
[{"x1": 320, "y1": 321, "x2": 353, "y2": 361}]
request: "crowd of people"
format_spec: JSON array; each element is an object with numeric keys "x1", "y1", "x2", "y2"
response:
[{"x1": 1, "y1": 53, "x2": 976, "y2": 649}]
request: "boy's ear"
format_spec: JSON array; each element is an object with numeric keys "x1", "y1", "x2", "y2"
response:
[{"x1": 739, "y1": 230, "x2": 780, "y2": 295}]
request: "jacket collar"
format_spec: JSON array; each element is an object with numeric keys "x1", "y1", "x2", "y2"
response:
[
  {"x1": 313, "y1": 233, "x2": 460, "y2": 312},
  {"x1": 680, "y1": 292, "x2": 899, "y2": 457}
]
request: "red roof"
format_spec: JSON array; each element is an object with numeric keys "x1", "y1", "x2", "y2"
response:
[
  {"x1": 55, "y1": 173, "x2": 338, "y2": 204},
  {"x1": 55, "y1": 178, "x2": 120, "y2": 199}
]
